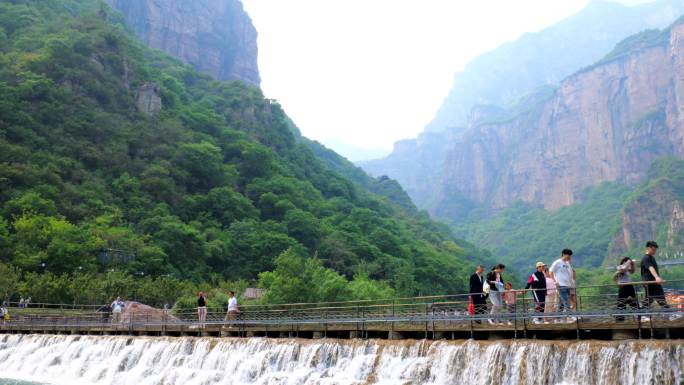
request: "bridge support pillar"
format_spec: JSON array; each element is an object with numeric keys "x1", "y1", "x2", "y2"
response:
[
  {"x1": 349, "y1": 331, "x2": 362, "y2": 339},
  {"x1": 313, "y1": 331, "x2": 325, "y2": 339},
  {"x1": 432, "y1": 331, "x2": 446, "y2": 340},
  {"x1": 388, "y1": 331, "x2": 404, "y2": 340},
  {"x1": 612, "y1": 329, "x2": 638, "y2": 340},
  {"x1": 488, "y1": 332, "x2": 507, "y2": 340}
]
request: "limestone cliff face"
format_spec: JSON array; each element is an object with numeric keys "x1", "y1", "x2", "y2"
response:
[
  {"x1": 363, "y1": 19, "x2": 684, "y2": 221},
  {"x1": 611, "y1": 178, "x2": 684, "y2": 256},
  {"x1": 425, "y1": 0, "x2": 684, "y2": 133},
  {"x1": 106, "y1": 0, "x2": 260, "y2": 86},
  {"x1": 491, "y1": 22, "x2": 684, "y2": 211}
]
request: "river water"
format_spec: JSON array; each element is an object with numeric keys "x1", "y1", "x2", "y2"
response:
[{"x1": 0, "y1": 335, "x2": 681, "y2": 385}]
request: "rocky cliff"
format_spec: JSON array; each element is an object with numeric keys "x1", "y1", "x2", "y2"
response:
[
  {"x1": 610, "y1": 158, "x2": 684, "y2": 257},
  {"x1": 106, "y1": 0, "x2": 260, "y2": 86},
  {"x1": 364, "y1": 17, "x2": 684, "y2": 222},
  {"x1": 425, "y1": 0, "x2": 684, "y2": 133}
]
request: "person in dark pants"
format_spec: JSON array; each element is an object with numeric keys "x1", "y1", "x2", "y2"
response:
[
  {"x1": 469, "y1": 265, "x2": 487, "y2": 321},
  {"x1": 614, "y1": 257, "x2": 638, "y2": 321},
  {"x1": 525, "y1": 262, "x2": 547, "y2": 324},
  {"x1": 96, "y1": 303, "x2": 112, "y2": 323},
  {"x1": 640, "y1": 241, "x2": 672, "y2": 321}
]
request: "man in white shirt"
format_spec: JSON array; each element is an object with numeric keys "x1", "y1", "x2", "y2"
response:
[
  {"x1": 110, "y1": 296, "x2": 125, "y2": 323},
  {"x1": 224, "y1": 291, "x2": 240, "y2": 328},
  {"x1": 549, "y1": 249, "x2": 575, "y2": 319}
]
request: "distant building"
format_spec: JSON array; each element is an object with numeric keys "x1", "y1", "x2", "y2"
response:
[{"x1": 242, "y1": 288, "x2": 265, "y2": 300}]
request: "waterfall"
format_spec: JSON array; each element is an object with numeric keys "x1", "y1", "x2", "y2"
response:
[{"x1": 0, "y1": 335, "x2": 681, "y2": 385}]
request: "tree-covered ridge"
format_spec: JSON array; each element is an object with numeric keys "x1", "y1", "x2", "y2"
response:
[
  {"x1": 0, "y1": 0, "x2": 481, "y2": 304},
  {"x1": 453, "y1": 183, "x2": 633, "y2": 274}
]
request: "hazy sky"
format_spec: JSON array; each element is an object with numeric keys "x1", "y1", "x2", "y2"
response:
[{"x1": 241, "y1": 1, "x2": 639, "y2": 158}]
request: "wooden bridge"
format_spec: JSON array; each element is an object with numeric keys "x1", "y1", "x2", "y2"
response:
[{"x1": 2, "y1": 281, "x2": 683, "y2": 341}]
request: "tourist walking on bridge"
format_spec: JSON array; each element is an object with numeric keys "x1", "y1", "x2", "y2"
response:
[
  {"x1": 640, "y1": 241, "x2": 675, "y2": 321},
  {"x1": 525, "y1": 262, "x2": 547, "y2": 324},
  {"x1": 486, "y1": 264, "x2": 506, "y2": 325},
  {"x1": 503, "y1": 282, "x2": 517, "y2": 326},
  {"x1": 469, "y1": 265, "x2": 487, "y2": 320},
  {"x1": 544, "y1": 267, "x2": 558, "y2": 320},
  {"x1": 549, "y1": 249, "x2": 576, "y2": 322},
  {"x1": 197, "y1": 292, "x2": 207, "y2": 328},
  {"x1": 0, "y1": 302, "x2": 8, "y2": 325},
  {"x1": 224, "y1": 291, "x2": 240, "y2": 328},
  {"x1": 111, "y1": 297, "x2": 124, "y2": 323},
  {"x1": 614, "y1": 257, "x2": 638, "y2": 321}
]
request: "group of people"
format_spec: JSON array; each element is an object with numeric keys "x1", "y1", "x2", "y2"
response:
[
  {"x1": 469, "y1": 242, "x2": 677, "y2": 324},
  {"x1": 17, "y1": 296, "x2": 32, "y2": 308},
  {"x1": 196, "y1": 291, "x2": 240, "y2": 328}
]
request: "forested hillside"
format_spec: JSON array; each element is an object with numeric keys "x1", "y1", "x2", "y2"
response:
[{"x1": 0, "y1": 0, "x2": 485, "y2": 306}]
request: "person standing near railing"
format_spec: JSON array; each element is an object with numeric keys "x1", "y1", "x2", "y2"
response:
[
  {"x1": 544, "y1": 266, "x2": 558, "y2": 322},
  {"x1": 197, "y1": 292, "x2": 207, "y2": 328},
  {"x1": 640, "y1": 241, "x2": 676, "y2": 321},
  {"x1": 111, "y1": 297, "x2": 124, "y2": 323},
  {"x1": 469, "y1": 265, "x2": 487, "y2": 322},
  {"x1": 502, "y1": 282, "x2": 517, "y2": 326},
  {"x1": 224, "y1": 291, "x2": 240, "y2": 329},
  {"x1": 549, "y1": 249, "x2": 576, "y2": 323},
  {"x1": 486, "y1": 264, "x2": 506, "y2": 325},
  {"x1": 614, "y1": 257, "x2": 638, "y2": 322},
  {"x1": 525, "y1": 262, "x2": 547, "y2": 324},
  {"x1": 0, "y1": 302, "x2": 8, "y2": 325}
]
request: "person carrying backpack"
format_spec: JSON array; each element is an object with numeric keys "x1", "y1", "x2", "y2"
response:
[{"x1": 525, "y1": 262, "x2": 547, "y2": 324}]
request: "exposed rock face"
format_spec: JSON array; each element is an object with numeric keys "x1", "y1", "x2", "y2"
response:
[
  {"x1": 363, "y1": 19, "x2": 684, "y2": 221},
  {"x1": 668, "y1": 201, "x2": 684, "y2": 247},
  {"x1": 425, "y1": 0, "x2": 684, "y2": 133},
  {"x1": 136, "y1": 83, "x2": 162, "y2": 116},
  {"x1": 106, "y1": 0, "x2": 260, "y2": 86},
  {"x1": 611, "y1": 178, "x2": 684, "y2": 256}
]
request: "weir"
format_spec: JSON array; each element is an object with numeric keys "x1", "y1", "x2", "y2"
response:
[{"x1": 0, "y1": 335, "x2": 682, "y2": 385}]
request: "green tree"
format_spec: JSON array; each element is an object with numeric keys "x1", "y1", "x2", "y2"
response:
[
  {"x1": 348, "y1": 272, "x2": 395, "y2": 300},
  {"x1": 259, "y1": 247, "x2": 351, "y2": 303},
  {"x1": 284, "y1": 209, "x2": 322, "y2": 249},
  {"x1": 2, "y1": 191, "x2": 58, "y2": 218},
  {"x1": 0, "y1": 263, "x2": 21, "y2": 301},
  {"x1": 12, "y1": 215, "x2": 102, "y2": 273}
]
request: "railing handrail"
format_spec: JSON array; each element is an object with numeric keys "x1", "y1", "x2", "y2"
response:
[{"x1": 3, "y1": 279, "x2": 682, "y2": 312}]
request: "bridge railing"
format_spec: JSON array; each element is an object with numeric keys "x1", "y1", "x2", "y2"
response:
[{"x1": 2, "y1": 280, "x2": 683, "y2": 329}]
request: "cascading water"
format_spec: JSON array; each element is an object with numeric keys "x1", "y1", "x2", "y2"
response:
[{"x1": 0, "y1": 335, "x2": 681, "y2": 385}]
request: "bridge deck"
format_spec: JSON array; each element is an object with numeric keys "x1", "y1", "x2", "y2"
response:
[{"x1": 3, "y1": 280, "x2": 683, "y2": 340}]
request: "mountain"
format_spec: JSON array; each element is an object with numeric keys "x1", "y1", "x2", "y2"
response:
[
  {"x1": 105, "y1": 0, "x2": 260, "y2": 86},
  {"x1": 425, "y1": 0, "x2": 684, "y2": 133},
  {"x1": 365, "y1": 16, "x2": 684, "y2": 219},
  {"x1": 363, "y1": 13, "x2": 684, "y2": 271},
  {"x1": 0, "y1": 0, "x2": 488, "y2": 304}
]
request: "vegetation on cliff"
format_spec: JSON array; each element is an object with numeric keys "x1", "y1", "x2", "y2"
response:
[
  {"x1": 0, "y1": 0, "x2": 484, "y2": 306},
  {"x1": 453, "y1": 183, "x2": 632, "y2": 271}
]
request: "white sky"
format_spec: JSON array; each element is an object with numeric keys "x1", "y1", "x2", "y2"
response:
[{"x1": 241, "y1": 0, "x2": 637, "y2": 157}]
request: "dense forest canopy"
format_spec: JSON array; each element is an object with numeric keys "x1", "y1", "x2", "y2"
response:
[{"x1": 0, "y1": 0, "x2": 488, "y2": 306}]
